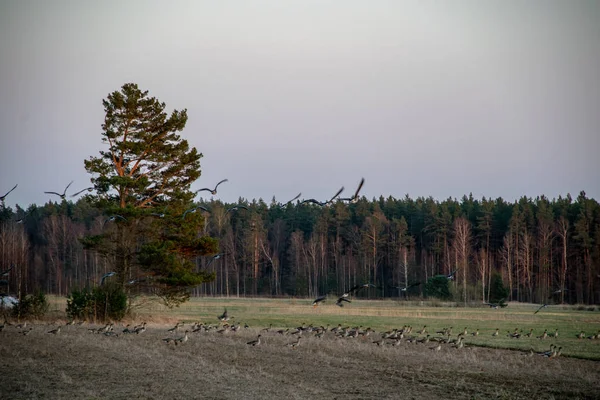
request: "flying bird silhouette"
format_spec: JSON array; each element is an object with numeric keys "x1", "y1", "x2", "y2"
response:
[
  {"x1": 301, "y1": 186, "x2": 344, "y2": 206},
  {"x1": 103, "y1": 215, "x2": 127, "y2": 225},
  {"x1": 0, "y1": 265, "x2": 14, "y2": 277},
  {"x1": 392, "y1": 282, "x2": 422, "y2": 292},
  {"x1": 226, "y1": 205, "x2": 249, "y2": 213},
  {"x1": 339, "y1": 178, "x2": 365, "y2": 204},
  {"x1": 534, "y1": 304, "x2": 547, "y2": 314},
  {"x1": 548, "y1": 289, "x2": 568, "y2": 299},
  {"x1": 312, "y1": 295, "x2": 327, "y2": 307},
  {"x1": 101, "y1": 272, "x2": 116, "y2": 285},
  {"x1": 196, "y1": 179, "x2": 228, "y2": 195},
  {"x1": 0, "y1": 184, "x2": 18, "y2": 202},
  {"x1": 286, "y1": 193, "x2": 302, "y2": 204},
  {"x1": 182, "y1": 206, "x2": 210, "y2": 219},
  {"x1": 45, "y1": 181, "x2": 74, "y2": 200},
  {"x1": 71, "y1": 187, "x2": 94, "y2": 197},
  {"x1": 335, "y1": 297, "x2": 351, "y2": 307},
  {"x1": 206, "y1": 253, "x2": 225, "y2": 267},
  {"x1": 218, "y1": 308, "x2": 230, "y2": 321},
  {"x1": 151, "y1": 206, "x2": 168, "y2": 218}
]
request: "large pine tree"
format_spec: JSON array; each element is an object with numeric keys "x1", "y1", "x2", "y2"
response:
[{"x1": 83, "y1": 83, "x2": 218, "y2": 306}]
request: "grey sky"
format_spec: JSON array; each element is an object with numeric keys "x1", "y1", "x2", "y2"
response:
[{"x1": 1, "y1": 0, "x2": 599, "y2": 209}]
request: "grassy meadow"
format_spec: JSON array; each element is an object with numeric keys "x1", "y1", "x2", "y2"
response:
[
  {"x1": 47, "y1": 295, "x2": 600, "y2": 360},
  {"x1": 2, "y1": 296, "x2": 599, "y2": 399}
]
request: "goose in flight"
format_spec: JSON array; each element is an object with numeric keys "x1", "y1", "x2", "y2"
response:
[
  {"x1": 104, "y1": 215, "x2": 127, "y2": 225},
  {"x1": 196, "y1": 179, "x2": 228, "y2": 195},
  {"x1": 0, "y1": 265, "x2": 13, "y2": 277},
  {"x1": 392, "y1": 282, "x2": 421, "y2": 292},
  {"x1": 301, "y1": 186, "x2": 344, "y2": 207},
  {"x1": 16, "y1": 213, "x2": 28, "y2": 224},
  {"x1": 0, "y1": 184, "x2": 18, "y2": 202},
  {"x1": 45, "y1": 181, "x2": 74, "y2": 200},
  {"x1": 548, "y1": 289, "x2": 568, "y2": 299},
  {"x1": 100, "y1": 271, "x2": 116, "y2": 285},
  {"x1": 340, "y1": 283, "x2": 375, "y2": 299},
  {"x1": 312, "y1": 295, "x2": 327, "y2": 307},
  {"x1": 151, "y1": 206, "x2": 168, "y2": 218},
  {"x1": 182, "y1": 206, "x2": 210, "y2": 219},
  {"x1": 226, "y1": 205, "x2": 249, "y2": 213},
  {"x1": 339, "y1": 178, "x2": 365, "y2": 204},
  {"x1": 534, "y1": 304, "x2": 547, "y2": 314},
  {"x1": 206, "y1": 253, "x2": 225, "y2": 267},
  {"x1": 335, "y1": 297, "x2": 351, "y2": 307},
  {"x1": 71, "y1": 187, "x2": 94, "y2": 197},
  {"x1": 218, "y1": 308, "x2": 230, "y2": 322},
  {"x1": 484, "y1": 298, "x2": 508, "y2": 309},
  {"x1": 286, "y1": 193, "x2": 302, "y2": 205},
  {"x1": 446, "y1": 270, "x2": 457, "y2": 280}
]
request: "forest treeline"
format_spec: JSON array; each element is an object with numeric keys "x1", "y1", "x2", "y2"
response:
[{"x1": 1, "y1": 190, "x2": 599, "y2": 304}]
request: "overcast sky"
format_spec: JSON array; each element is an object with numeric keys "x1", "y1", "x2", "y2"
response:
[{"x1": 1, "y1": 0, "x2": 599, "y2": 209}]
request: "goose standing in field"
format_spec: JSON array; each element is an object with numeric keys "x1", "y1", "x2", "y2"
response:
[
  {"x1": 430, "y1": 343, "x2": 442, "y2": 351},
  {"x1": 44, "y1": 181, "x2": 74, "y2": 200},
  {"x1": 167, "y1": 322, "x2": 183, "y2": 333},
  {"x1": 175, "y1": 331, "x2": 189, "y2": 345},
  {"x1": 538, "y1": 344, "x2": 555, "y2": 357},
  {"x1": 286, "y1": 336, "x2": 302, "y2": 349},
  {"x1": 196, "y1": 179, "x2": 228, "y2": 196},
  {"x1": 134, "y1": 322, "x2": 147, "y2": 334},
  {"x1": 339, "y1": 178, "x2": 365, "y2": 204},
  {"x1": 576, "y1": 331, "x2": 585, "y2": 339},
  {"x1": 537, "y1": 329, "x2": 548, "y2": 340},
  {"x1": 47, "y1": 326, "x2": 61, "y2": 334},
  {"x1": 247, "y1": 334, "x2": 261, "y2": 346},
  {"x1": 524, "y1": 328, "x2": 534, "y2": 338},
  {"x1": 0, "y1": 184, "x2": 18, "y2": 203},
  {"x1": 492, "y1": 328, "x2": 499, "y2": 337}
]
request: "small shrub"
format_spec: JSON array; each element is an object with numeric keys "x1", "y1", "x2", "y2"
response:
[
  {"x1": 67, "y1": 284, "x2": 127, "y2": 322},
  {"x1": 425, "y1": 276, "x2": 451, "y2": 300},
  {"x1": 587, "y1": 306, "x2": 596, "y2": 312},
  {"x1": 489, "y1": 273, "x2": 509, "y2": 303},
  {"x1": 11, "y1": 291, "x2": 49, "y2": 319}
]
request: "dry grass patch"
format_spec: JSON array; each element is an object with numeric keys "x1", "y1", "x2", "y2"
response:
[{"x1": 1, "y1": 313, "x2": 600, "y2": 399}]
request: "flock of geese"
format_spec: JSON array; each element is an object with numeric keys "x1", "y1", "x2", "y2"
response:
[
  {"x1": 4, "y1": 311, "x2": 598, "y2": 360},
  {"x1": 1, "y1": 178, "x2": 366, "y2": 226}
]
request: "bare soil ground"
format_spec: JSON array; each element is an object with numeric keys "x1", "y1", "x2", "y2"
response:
[{"x1": 1, "y1": 322, "x2": 599, "y2": 400}]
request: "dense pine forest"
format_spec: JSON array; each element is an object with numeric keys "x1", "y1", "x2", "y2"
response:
[{"x1": 1, "y1": 190, "x2": 599, "y2": 304}]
